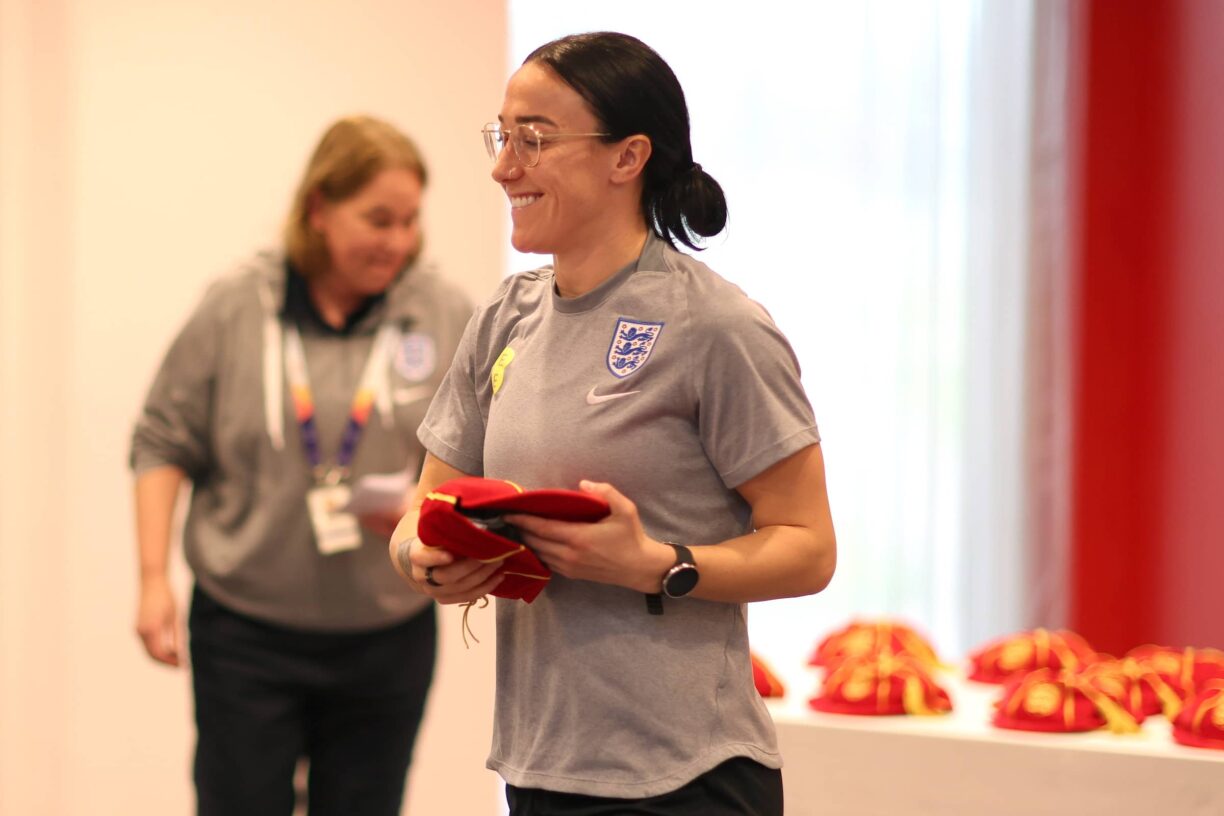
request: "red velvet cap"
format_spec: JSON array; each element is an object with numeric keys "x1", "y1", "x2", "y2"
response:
[
  {"x1": 968, "y1": 628, "x2": 1098, "y2": 684},
  {"x1": 417, "y1": 477, "x2": 609, "y2": 603},
  {"x1": 808, "y1": 619, "x2": 941, "y2": 669},
  {"x1": 1126, "y1": 645, "x2": 1224, "y2": 709},
  {"x1": 1116, "y1": 657, "x2": 1184, "y2": 718},
  {"x1": 1126, "y1": 645, "x2": 1190, "y2": 694},
  {"x1": 809, "y1": 653, "x2": 952, "y2": 716},
  {"x1": 751, "y1": 652, "x2": 786, "y2": 698},
  {"x1": 1172, "y1": 680, "x2": 1224, "y2": 750},
  {"x1": 992, "y1": 668, "x2": 1139, "y2": 734},
  {"x1": 1073, "y1": 661, "x2": 1157, "y2": 722},
  {"x1": 1187, "y1": 648, "x2": 1224, "y2": 690}
]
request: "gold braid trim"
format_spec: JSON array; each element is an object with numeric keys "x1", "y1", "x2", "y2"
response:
[
  {"x1": 1181, "y1": 647, "x2": 1196, "y2": 694},
  {"x1": 902, "y1": 674, "x2": 941, "y2": 715},
  {"x1": 1191, "y1": 685, "x2": 1224, "y2": 731},
  {"x1": 1074, "y1": 677, "x2": 1140, "y2": 734},
  {"x1": 460, "y1": 596, "x2": 490, "y2": 649}
]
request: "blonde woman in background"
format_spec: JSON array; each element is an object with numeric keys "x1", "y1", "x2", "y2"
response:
[{"x1": 131, "y1": 115, "x2": 472, "y2": 816}]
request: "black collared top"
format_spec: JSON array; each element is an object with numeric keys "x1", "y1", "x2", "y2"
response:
[{"x1": 282, "y1": 262, "x2": 387, "y2": 335}]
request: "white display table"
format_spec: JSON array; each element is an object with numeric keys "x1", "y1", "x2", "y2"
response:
[{"x1": 766, "y1": 674, "x2": 1224, "y2": 815}]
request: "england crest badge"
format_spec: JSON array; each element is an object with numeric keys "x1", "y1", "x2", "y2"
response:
[
  {"x1": 606, "y1": 317, "x2": 664, "y2": 378},
  {"x1": 395, "y1": 332, "x2": 437, "y2": 382}
]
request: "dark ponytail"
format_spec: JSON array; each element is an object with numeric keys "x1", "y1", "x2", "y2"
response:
[
  {"x1": 650, "y1": 162, "x2": 727, "y2": 251},
  {"x1": 526, "y1": 32, "x2": 727, "y2": 251}
]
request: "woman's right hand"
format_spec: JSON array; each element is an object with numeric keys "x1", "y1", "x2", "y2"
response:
[
  {"x1": 387, "y1": 454, "x2": 501, "y2": 604},
  {"x1": 135, "y1": 577, "x2": 181, "y2": 667},
  {"x1": 391, "y1": 532, "x2": 504, "y2": 605}
]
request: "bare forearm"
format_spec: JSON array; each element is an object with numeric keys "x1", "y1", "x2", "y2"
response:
[
  {"x1": 134, "y1": 465, "x2": 186, "y2": 584},
  {"x1": 517, "y1": 445, "x2": 837, "y2": 604},
  {"x1": 683, "y1": 523, "x2": 836, "y2": 603},
  {"x1": 646, "y1": 443, "x2": 837, "y2": 603}
]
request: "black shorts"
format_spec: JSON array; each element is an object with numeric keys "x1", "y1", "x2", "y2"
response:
[{"x1": 505, "y1": 756, "x2": 783, "y2": 816}]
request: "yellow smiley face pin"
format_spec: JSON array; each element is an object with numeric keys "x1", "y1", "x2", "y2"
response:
[{"x1": 491, "y1": 346, "x2": 515, "y2": 395}]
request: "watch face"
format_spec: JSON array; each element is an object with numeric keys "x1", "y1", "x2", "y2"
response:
[{"x1": 664, "y1": 564, "x2": 699, "y2": 598}]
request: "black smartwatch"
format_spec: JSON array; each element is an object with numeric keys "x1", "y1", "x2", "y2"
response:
[
  {"x1": 661, "y1": 543, "x2": 700, "y2": 598},
  {"x1": 645, "y1": 543, "x2": 700, "y2": 615}
]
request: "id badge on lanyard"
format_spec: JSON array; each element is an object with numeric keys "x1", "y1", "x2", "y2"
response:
[{"x1": 285, "y1": 323, "x2": 396, "y2": 555}]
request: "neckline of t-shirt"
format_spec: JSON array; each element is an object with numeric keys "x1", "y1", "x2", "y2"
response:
[{"x1": 550, "y1": 233, "x2": 665, "y2": 315}]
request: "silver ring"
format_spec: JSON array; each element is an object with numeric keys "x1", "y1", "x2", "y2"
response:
[{"x1": 424, "y1": 566, "x2": 442, "y2": 588}]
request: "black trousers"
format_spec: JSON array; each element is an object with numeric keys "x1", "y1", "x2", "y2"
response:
[
  {"x1": 189, "y1": 586, "x2": 436, "y2": 816},
  {"x1": 505, "y1": 757, "x2": 784, "y2": 816}
]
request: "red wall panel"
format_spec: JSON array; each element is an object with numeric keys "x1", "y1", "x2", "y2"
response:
[
  {"x1": 1155, "y1": 2, "x2": 1224, "y2": 650},
  {"x1": 1070, "y1": 0, "x2": 1224, "y2": 654}
]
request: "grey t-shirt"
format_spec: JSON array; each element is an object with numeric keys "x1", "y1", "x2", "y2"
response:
[
  {"x1": 131, "y1": 250, "x2": 472, "y2": 631},
  {"x1": 419, "y1": 233, "x2": 820, "y2": 797}
]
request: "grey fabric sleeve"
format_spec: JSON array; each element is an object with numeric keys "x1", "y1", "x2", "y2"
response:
[
  {"x1": 129, "y1": 285, "x2": 223, "y2": 477},
  {"x1": 416, "y1": 307, "x2": 487, "y2": 476},
  {"x1": 693, "y1": 300, "x2": 820, "y2": 488}
]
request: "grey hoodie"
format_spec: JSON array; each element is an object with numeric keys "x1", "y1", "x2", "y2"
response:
[{"x1": 131, "y1": 250, "x2": 472, "y2": 630}]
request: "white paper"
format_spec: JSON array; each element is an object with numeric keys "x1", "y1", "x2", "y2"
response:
[{"x1": 340, "y1": 469, "x2": 413, "y2": 516}]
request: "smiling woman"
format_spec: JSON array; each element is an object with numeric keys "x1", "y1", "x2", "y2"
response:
[
  {"x1": 509, "y1": 2, "x2": 1040, "y2": 686},
  {"x1": 486, "y1": 58, "x2": 649, "y2": 278},
  {"x1": 390, "y1": 31, "x2": 834, "y2": 816}
]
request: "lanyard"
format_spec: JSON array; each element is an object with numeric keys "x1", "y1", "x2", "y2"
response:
[{"x1": 283, "y1": 322, "x2": 397, "y2": 484}]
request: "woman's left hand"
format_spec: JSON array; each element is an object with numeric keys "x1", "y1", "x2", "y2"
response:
[{"x1": 507, "y1": 480, "x2": 673, "y2": 593}]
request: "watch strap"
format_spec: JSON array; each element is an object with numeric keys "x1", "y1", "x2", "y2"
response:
[
  {"x1": 646, "y1": 542, "x2": 697, "y2": 614},
  {"x1": 668, "y1": 543, "x2": 694, "y2": 569}
]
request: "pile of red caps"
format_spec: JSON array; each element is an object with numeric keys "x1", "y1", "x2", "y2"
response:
[
  {"x1": 807, "y1": 620, "x2": 952, "y2": 716},
  {"x1": 971, "y1": 632, "x2": 1224, "y2": 748}
]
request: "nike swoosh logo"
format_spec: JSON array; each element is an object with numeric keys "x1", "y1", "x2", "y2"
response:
[
  {"x1": 393, "y1": 385, "x2": 435, "y2": 404},
  {"x1": 586, "y1": 386, "x2": 641, "y2": 405}
]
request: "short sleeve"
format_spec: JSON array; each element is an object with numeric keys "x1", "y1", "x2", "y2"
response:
[
  {"x1": 417, "y1": 310, "x2": 487, "y2": 476},
  {"x1": 693, "y1": 300, "x2": 820, "y2": 488}
]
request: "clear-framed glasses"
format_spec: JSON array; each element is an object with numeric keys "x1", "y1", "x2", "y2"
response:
[{"x1": 481, "y1": 122, "x2": 610, "y2": 168}]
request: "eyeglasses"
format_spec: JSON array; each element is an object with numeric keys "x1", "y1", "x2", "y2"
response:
[{"x1": 481, "y1": 122, "x2": 610, "y2": 168}]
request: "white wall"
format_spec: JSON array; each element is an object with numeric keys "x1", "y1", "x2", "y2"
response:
[{"x1": 0, "y1": 1, "x2": 507, "y2": 813}]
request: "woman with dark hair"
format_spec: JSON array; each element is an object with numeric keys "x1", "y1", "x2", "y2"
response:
[
  {"x1": 391, "y1": 32, "x2": 836, "y2": 815},
  {"x1": 131, "y1": 115, "x2": 472, "y2": 815}
]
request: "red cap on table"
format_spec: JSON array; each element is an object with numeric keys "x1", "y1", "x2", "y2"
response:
[
  {"x1": 968, "y1": 628, "x2": 1098, "y2": 684},
  {"x1": 810, "y1": 652, "x2": 952, "y2": 716},
  {"x1": 1172, "y1": 679, "x2": 1224, "y2": 750},
  {"x1": 751, "y1": 652, "x2": 786, "y2": 698},
  {"x1": 992, "y1": 668, "x2": 1139, "y2": 734},
  {"x1": 808, "y1": 619, "x2": 941, "y2": 669},
  {"x1": 1126, "y1": 645, "x2": 1224, "y2": 713}
]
